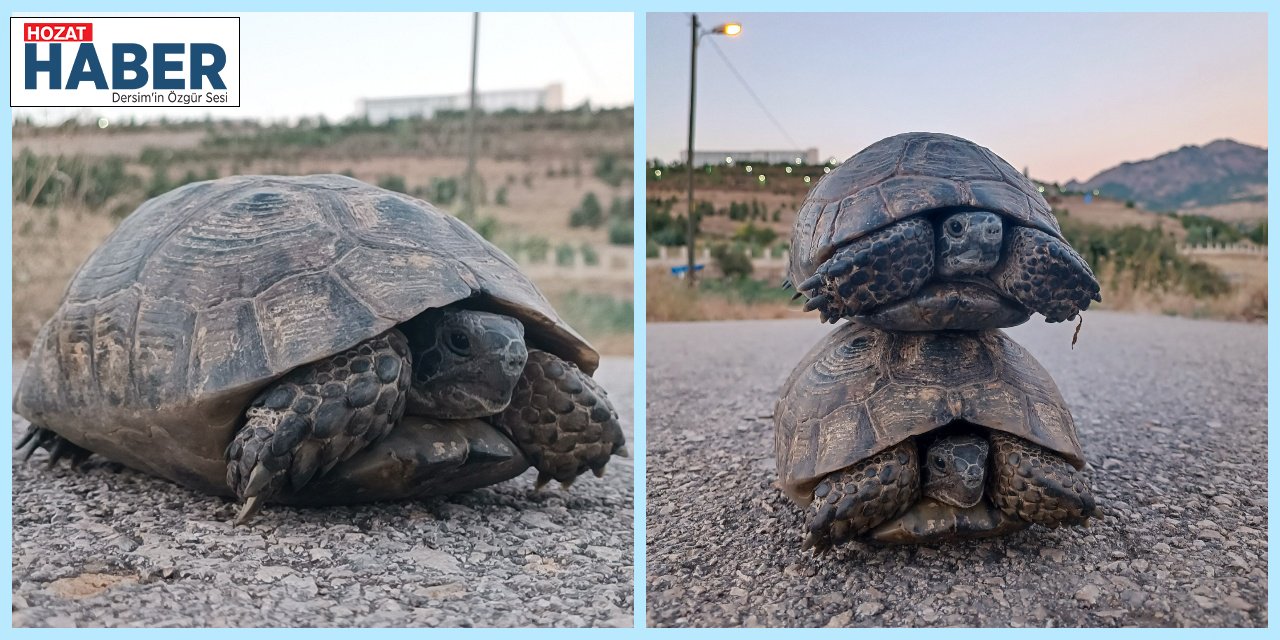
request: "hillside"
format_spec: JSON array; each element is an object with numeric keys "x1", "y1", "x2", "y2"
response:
[{"x1": 1066, "y1": 139, "x2": 1266, "y2": 214}]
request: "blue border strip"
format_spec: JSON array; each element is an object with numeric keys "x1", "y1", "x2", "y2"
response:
[
  {"x1": 6, "y1": 1, "x2": 1279, "y2": 634},
  {"x1": 632, "y1": 11, "x2": 649, "y2": 631}
]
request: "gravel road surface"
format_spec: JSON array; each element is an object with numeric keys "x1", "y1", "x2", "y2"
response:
[
  {"x1": 646, "y1": 313, "x2": 1266, "y2": 627},
  {"x1": 12, "y1": 358, "x2": 633, "y2": 628}
]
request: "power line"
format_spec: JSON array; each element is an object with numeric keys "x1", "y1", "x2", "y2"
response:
[{"x1": 705, "y1": 37, "x2": 801, "y2": 150}]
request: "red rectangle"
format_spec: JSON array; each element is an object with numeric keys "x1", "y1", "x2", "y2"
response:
[{"x1": 24, "y1": 22, "x2": 92, "y2": 42}]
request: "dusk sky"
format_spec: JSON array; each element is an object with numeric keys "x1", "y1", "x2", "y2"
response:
[{"x1": 646, "y1": 13, "x2": 1267, "y2": 183}]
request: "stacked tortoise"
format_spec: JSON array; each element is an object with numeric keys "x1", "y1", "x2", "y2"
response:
[
  {"x1": 16, "y1": 174, "x2": 627, "y2": 524},
  {"x1": 775, "y1": 133, "x2": 1100, "y2": 549}
]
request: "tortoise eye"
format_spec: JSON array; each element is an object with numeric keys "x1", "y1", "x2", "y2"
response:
[
  {"x1": 947, "y1": 219, "x2": 964, "y2": 236},
  {"x1": 447, "y1": 331, "x2": 471, "y2": 356},
  {"x1": 933, "y1": 457, "x2": 946, "y2": 470}
]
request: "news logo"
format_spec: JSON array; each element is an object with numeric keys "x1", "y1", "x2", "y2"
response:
[{"x1": 11, "y1": 16, "x2": 240, "y2": 107}]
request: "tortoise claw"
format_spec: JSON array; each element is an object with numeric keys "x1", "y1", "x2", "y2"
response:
[
  {"x1": 534, "y1": 470, "x2": 554, "y2": 490},
  {"x1": 803, "y1": 295, "x2": 829, "y2": 312},
  {"x1": 559, "y1": 476, "x2": 576, "y2": 491},
  {"x1": 591, "y1": 463, "x2": 607, "y2": 478},
  {"x1": 798, "y1": 274, "x2": 824, "y2": 293},
  {"x1": 234, "y1": 496, "x2": 263, "y2": 526}
]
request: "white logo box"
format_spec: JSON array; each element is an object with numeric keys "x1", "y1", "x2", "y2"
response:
[{"x1": 11, "y1": 15, "x2": 240, "y2": 107}]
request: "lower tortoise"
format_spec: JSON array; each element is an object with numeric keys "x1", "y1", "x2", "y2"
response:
[
  {"x1": 15, "y1": 175, "x2": 627, "y2": 523},
  {"x1": 775, "y1": 322, "x2": 1097, "y2": 551}
]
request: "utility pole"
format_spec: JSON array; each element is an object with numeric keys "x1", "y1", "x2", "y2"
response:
[
  {"x1": 685, "y1": 13, "x2": 700, "y2": 286},
  {"x1": 464, "y1": 12, "x2": 480, "y2": 218}
]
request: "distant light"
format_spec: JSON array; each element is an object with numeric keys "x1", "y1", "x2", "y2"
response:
[
  {"x1": 1037, "y1": 186, "x2": 1045, "y2": 193},
  {"x1": 794, "y1": 157, "x2": 802, "y2": 164},
  {"x1": 758, "y1": 175, "x2": 766, "y2": 183},
  {"x1": 803, "y1": 176, "x2": 811, "y2": 183},
  {"x1": 721, "y1": 23, "x2": 743, "y2": 36},
  {"x1": 745, "y1": 165, "x2": 753, "y2": 173},
  {"x1": 1092, "y1": 189, "x2": 1100, "y2": 196},
  {"x1": 725, "y1": 156, "x2": 734, "y2": 165},
  {"x1": 785, "y1": 166, "x2": 793, "y2": 174},
  {"x1": 654, "y1": 169, "x2": 662, "y2": 177},
  {"x1": 97, "y1": 117, "x2": 109, "y2": 129},
  {"x1": 823, "y1": 167, "x2": 831, "y2": 174},
  {"x1": 828, "y1": 157, "x2": 839, "y2": 165}
]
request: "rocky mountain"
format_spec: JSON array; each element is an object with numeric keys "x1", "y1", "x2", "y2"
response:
[{"x1": 1065, "y1": 139, "x2": 1266, "y2": 212}]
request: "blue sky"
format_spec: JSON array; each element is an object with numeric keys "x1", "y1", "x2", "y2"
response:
[{"x1": 646, "y1": 12, "x2": 1267, "y2": 183}]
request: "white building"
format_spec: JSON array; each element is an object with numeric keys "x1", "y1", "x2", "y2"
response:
[
  {"x1": 359, "y1": 83, "x2": 564, "y2": 123},
  {"x1": 682, "y1": 148, "x2": 819, "y2": 167}
]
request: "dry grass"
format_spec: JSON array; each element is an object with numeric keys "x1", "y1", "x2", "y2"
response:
[
  {"x1": 12, "y1": 203, "x2": 117, "y2": 353},
  {"x1": 1092, "y1": 256, "x2": 1268, "y2": 322},
  {"x1": 646, "y1": 270, "x2": 798, "y2": 322}
]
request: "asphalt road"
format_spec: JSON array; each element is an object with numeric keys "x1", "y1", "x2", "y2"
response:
[
  {"x1": 646, "y1": 312, "x2": 1267, "y2": 627},
  {"x1": 12, "y1": 358, "x2": 634, "y2": 628}
]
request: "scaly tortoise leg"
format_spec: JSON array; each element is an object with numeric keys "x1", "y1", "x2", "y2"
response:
[
  {"x1": 987, "y1": 432, "x2": 1098, "y2": 527},
  {"x1": 16, "y1": 424, "x2": 92, "y2": 468},
  {"x1": 490, "y1": 350, "x2": 627, "y2": 489},
  {"x1": 990, "y1": 226, "x2": 1101, "y2": 323},
  {"x1": 226, "y1": 329, "x2": 411, "y2": 524},
  {"x1": 796, "y1": 218, "x2": 934, "y2": 323},
  {"x1": 802, "y1": 440, "x2": 920, "y2": 553}
]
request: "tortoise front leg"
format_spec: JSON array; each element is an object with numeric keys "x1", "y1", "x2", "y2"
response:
[
  {"x1": 989, "y1": 226, "x2": 1102, "y2": 322},
  {"x1": 796, "y1": 218, "x2": 934, "y2": 323},
  {"x1": 802, "y1": 440, "x2": 920, "y2": 553},
  {"x1": 987, "y1": 433, "x2": 1098, "y2": 527},
  {"x1": 226, "y1": 329, "x2": 411, "y2": 524},
  {"x1": 489, "y1": 350, "x2": 627, "y2": 489}
]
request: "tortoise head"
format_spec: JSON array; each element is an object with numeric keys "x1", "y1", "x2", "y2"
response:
[
  {"x1": 922, "y1": 434, "x2": 990, "y2": 508},
  {"x1": 935, "y1": 210, "x2": 1004, "y2": 278},
  {"x1": 402, "y1": 308, "x2": 529, "y2": 419}
]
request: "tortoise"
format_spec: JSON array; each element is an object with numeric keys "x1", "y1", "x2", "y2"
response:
[
  {"x1": 774, "y1": 322, "x2": 1097, "y2": 550},
  {"x1": 15, "y1": 174, "x2": 627, "y2": 523},
  {"x1": 787, "y1": 132, "x2": 1101, "y2": 331}
]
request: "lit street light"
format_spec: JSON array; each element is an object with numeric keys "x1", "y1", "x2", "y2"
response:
[{"x1": 685, "y1": 14, "x2": 741, "y2": 285}]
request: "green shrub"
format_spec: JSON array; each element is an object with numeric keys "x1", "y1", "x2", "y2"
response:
[
  {"x1": 523, "y1": 236, "x2": 550, "y2": 263},
  {"x1": 711, "y1": 244, "x2": 753, "y2": 279},
  {"x1": 608, "y1": 218, "x2": 633, "y2": 246},
  {"x1": 569, "y1": 192, "x2": 604, "y2": 228},
  {"x1": 495, "y1": 186, "x2": 508, "y2": 206},
  {"x1": 555, "y1": 243, "x2": 576, "y2": 266},
  {"x1": 580, "y1": 243, "x2": 600, "y2": 266},
  {"x1": 377, "y1": 174, "x2": 408, "y2": 194}
]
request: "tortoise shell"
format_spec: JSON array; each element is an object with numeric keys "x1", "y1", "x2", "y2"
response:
[
  {"x1": 774, "y1": 322, "x2": 1084, "y2": 505},
  {"x1": 788, "y1": 132, "x2": 1063, "y2": 288},
  {"x1": 15, "y1": 174, "x2": 594, "y2": 495}
]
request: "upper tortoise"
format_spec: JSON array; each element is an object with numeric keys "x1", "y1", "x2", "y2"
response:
[
  {"x1": 788, "y1": 132, "x2": 1101, "y2": 331},
  {"x1": 16, "y1": 174, "x2": 627, "y2": 523}
]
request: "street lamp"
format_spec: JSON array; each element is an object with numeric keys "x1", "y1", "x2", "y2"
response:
[{"x1": 685, "y1": 14, "x2": 741, "y2": 285}]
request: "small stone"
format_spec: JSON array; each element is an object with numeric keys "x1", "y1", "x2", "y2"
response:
[
  {"x1": 1040, "y1": 548, "x2": 1066, "y2": 563},
  {"x1": 1152, "y1": 542, "x2": 1171, "y2": 553},
  {"x1": 826, "y1": 610, "x2": 852, "y2": 627},
  {"x1": 422, "y1": 582, "x2": 466, "y2": 599},
  {"x1": 1197, "y1": 529, "x2": 1225, "y2": 542},
  {"x1": 254, "y1": 565, "x2": 293, "y2": 583},
  {"x1": 1223, "y1": 595, "x2": 1256, "y2": 612},
  {"x1": 855, "y1": 601, "x2": 884, "y2": 618},
  {"x1": 1074, "y1": 585, "x2": 1101, "y2": 606}
]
